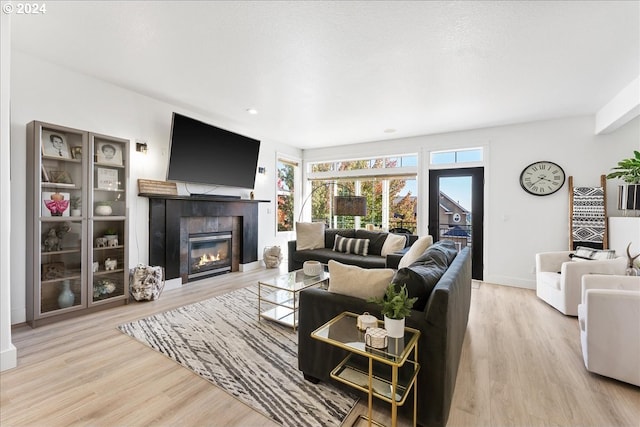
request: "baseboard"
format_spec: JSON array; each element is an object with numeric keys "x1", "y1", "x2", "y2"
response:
[
  {"x1": 483, "y1": 274, "x2": 536, "y2": 289},
  {"x1": 239, "y1": 261, "x2": 262, "y2": 272},
  {"x1": 164, "y1": 277, "x2": 182, "y2": 292},
  {"x1": 0, "y1": 343, "x2": 17, "y2": 371}
]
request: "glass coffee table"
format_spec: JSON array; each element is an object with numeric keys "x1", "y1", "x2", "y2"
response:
[
  {"x1": 257, "y1": 269, "x2": 329, "y2": 330},
  {"x1": 311, "y1": 312, "x2": 420, "y2": 427}
]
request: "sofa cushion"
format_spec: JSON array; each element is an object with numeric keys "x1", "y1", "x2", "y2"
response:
[
  {"x1": 292, "y1": 248, "x2": 386, "y2": 269},
  {"x1": 538, "y1": 271, "x2": 561, "y2": 290},
  {"x1": 398, "y1": 235, "x2": 433, "y2": 269},
  {"x1": 392, "y1": 241, "x2": 457, "y2": 311},
  {"x1": 381, "y1": 233, "x2": 407, "y2": 256},
  {"x1": 296, "y1": 222, "x2": 325, "y2": 250},
  {"x1": 325, "y1": 228, "x2": 356, "y2": 248},
  {"x1": 333, "y1": 235, "x2": 370, "y2": 256},
  {"x1": 327, "y1": 260, "x2": 394, "y2": 300},
  {"x1": 355, "y1": 230, "x2": 389, "y2": 255},
  {"x1": 569, "y1": 246, "x2": 617, "y2": 261},
  {"x1": 411, "y1": 240, "x2": 459, "y2": 266}
]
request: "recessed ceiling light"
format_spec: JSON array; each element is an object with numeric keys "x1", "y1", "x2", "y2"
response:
[
  {"x1": 246, "y1": 108, "x2": 258, "y2": 115},
  {"x1": 384, "y1": 128, "x2": 396, "y2": 133}
]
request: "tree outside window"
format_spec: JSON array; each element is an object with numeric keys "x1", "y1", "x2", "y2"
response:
[
  {"x1": 277, "y1": 159, "x2": 295, "y2": 232},
  {"x1": 307, "y1": 156, "x2": 417, "y2": 231}
]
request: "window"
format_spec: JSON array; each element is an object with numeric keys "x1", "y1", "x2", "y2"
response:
[
  {"x1": 306, "y1": 154, "x2": 418, "y2": 231},
  {"x1": 430, "y1": 148, "x2": 483, "y2": 165},
  {"x1": 277, "y1": 158, "x2": 297, "y2": 232}
]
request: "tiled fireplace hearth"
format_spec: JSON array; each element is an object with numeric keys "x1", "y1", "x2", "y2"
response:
[{"x1": 142, "y1": 194, "x2": 267, "y2": 283}]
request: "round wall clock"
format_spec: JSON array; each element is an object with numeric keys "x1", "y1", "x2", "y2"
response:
[{"x1": 519, "y1": 161, "x2": 566, "y2": 196}]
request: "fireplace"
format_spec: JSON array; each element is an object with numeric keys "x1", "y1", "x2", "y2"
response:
[{"x1": 188, "y1": 232, "x2": 232, "y2": 280}]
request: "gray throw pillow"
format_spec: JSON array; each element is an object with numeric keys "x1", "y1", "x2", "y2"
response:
[{"x1": 333, "y1": 235, "x2": 370, "y2": 256}]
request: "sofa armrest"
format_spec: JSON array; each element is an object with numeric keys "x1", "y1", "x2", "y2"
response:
[
  {"x1": 287, "y1": 240, "x2": 297, "y2": 272},
  {"x1": 386, "y1": 247, "x2": 410, "y2": 269},
  {"x1": 581, "y1": 275, "x2": 640, "y2": 303},
  {"x1": 536, "y1": 250, "x2": 573, "y2": 273}
]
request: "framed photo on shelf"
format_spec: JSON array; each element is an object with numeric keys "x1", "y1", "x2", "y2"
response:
[
  {"x1": 42, "y1": 130, "x2": 71, "y2": 159},
  {"x1": 48, "y1": 170, "x2": 73, "y2": 185},
  {"x1": 41, "y1": 165, "x2": 50, "y2": 182},
  {"x1": 42, "y1": 191, "x2": 71, "y2": 217},
  {"x1": 95, "y1": 141, "x2": 123, "y2": 166},
  {"x1": 96, "y1": 167, "x2": 118, "y2": 190}
]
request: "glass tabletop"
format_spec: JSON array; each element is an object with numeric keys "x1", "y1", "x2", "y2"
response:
[
  {"x1": 258, "y1": 269, "x2": 329, "y2": 292},
  {"x1": 311, "y1": 312, "x2": 420, "y2": 366}
]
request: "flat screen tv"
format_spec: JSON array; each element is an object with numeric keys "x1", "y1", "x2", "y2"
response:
[{"x1": 167, "y1": 112, "x2": 261, "y2": 190}]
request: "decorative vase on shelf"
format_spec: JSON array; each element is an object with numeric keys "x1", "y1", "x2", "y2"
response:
[
  {"x1": 95, "y1": 203, "x2": 112, "y2": 216},
  {"x1": 58, "y1": 279, "x2": 75, "y2": 309},
  {"x1": 384, "y1": 315, "x2": 405, "y2": 338}
]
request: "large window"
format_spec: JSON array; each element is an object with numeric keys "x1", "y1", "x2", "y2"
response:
[
  {"x1": 277, "y1": 158, "x2": 297, "y2": 232},
  {"x1": 306, "y1": 155, "x2": 418, "y2": 232}
]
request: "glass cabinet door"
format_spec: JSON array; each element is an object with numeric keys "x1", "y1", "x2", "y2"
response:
[
  {"x1": 90, "y1": 133, "x2": 129, "y2": 305},
  {"x1": 37, "y1": 124, "x2": 87, "y2": 316}
]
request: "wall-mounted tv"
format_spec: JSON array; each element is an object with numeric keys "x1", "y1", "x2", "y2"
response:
[{"x1": 167, "y1": 112, "x2": 261, "y2": 190}]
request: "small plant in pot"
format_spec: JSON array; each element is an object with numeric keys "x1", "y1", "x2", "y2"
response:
[
  {"x1": 606, "y1": 150, "x2": 640, "y2": 213},
  {"x1": 369, "y1": 283, "x2": 417, "y2": 338},
  {"x1": 70, "y1": 197, "x2": 82, "y2": 217},
  {"x1": 103, "y1": 228, "x2": 118, "y2": 240}
]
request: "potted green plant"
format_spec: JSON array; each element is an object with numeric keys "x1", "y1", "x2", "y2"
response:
[
  {"x1": 606, "y1": 150, "x2": 640, "y2": 212},
  {"x1": 103, "y1": 227, "x2": 118, "y2": 241},
  {"x1": 369, "y1": 283, "x2": 417, "y2": 338},
  {"x1": 70, "y1": 196, "x2": 82, "y2": 217}
]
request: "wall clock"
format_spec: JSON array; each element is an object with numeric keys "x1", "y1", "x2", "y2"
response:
[{"x1": 519, "y1": 161, "x2": 566, "y2": 196}]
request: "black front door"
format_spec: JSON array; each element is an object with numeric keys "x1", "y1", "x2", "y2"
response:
[{"x1": 428, "y1": 167, "x2": 484, "y2": 280}]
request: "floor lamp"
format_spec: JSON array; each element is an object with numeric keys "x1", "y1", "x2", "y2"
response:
[{"x1": 298, "y1": 182, "x2": 367, "y2": 223}]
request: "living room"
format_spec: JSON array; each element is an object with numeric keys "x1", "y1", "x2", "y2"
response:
[{"x1": 1, "y1": 2, "x2": 639, "y2": 426}]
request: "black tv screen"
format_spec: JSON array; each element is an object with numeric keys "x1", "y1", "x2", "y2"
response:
[{"x1": 167, "y1": 113, "x2": 261, "y2": 189}]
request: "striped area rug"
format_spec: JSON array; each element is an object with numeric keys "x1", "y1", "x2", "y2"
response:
[{"x1": 118, "y1": 287, "x2": 357, "y2": 427}]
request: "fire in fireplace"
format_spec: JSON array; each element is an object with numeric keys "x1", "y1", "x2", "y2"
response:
[{"x1": 188, "y1": 232, "x2": 232, "y2": 280}]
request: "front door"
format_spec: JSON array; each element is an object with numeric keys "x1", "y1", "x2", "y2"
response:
[{"x1": 428, "y1": 167, "x2": 484, "y2": 280}]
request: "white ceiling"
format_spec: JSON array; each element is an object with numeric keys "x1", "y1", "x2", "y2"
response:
[{"x1": 10, "y1": 1, "x2": 640, "y2": 148}]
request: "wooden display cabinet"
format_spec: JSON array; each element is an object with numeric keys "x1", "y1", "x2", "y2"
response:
[{"x1": 26, "y1": 121, "x2": 129, "y2": 327}]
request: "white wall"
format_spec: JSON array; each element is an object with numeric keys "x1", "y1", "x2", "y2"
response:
[
  {"x1": 304, "y1": 115, "x2": 639, "y2": 288},
  {"x1": 9, "y1": 51, "x2": 300, "y2": 324},
  {"x1": 8, "y1": 51, "x2": 639, "y2": 325}
]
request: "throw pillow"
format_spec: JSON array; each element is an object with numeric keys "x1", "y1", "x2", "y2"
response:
[
  {"x1": 591, "y1": 249, "x2": 616, "y2": 260},
  {"x1": 398, "y1": 235, "x2": 433, "y2": 269},
  {"x1": 381, "y1": 233, "x2": 407, "y2": 256},
  {"x1": 296, "y1": 222, "x2": 325, "y2": 250},
  {"x1": 569, "y1": 246, "x2": 617, "y2": 261},
  {"x1": 333, "y1": 235, "x2": 370, "y2": 256},
  {"x1": 327, "y1": 260, "x2": 394, "y2": 300}
]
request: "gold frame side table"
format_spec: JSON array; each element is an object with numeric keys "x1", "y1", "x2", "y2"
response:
[{"x1": 311, "y1": 311, "x2": 420, "y2": 427}]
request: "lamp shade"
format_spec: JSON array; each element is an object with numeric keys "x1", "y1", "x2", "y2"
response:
[{"x1": 334, "y1": 195, "x2": 367, "y2": 216}]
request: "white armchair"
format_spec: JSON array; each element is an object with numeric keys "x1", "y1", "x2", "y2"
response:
[
  {"x1": 578, "y1": 274, "x2": 640, "y2": 386},
  {"x1": 535, "y1": 251, "x2": 626, "y2": 316}
]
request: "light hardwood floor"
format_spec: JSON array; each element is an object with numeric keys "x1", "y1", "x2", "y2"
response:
[{"x1": 1, "y1": 267, "x2": 639, "y2": 426}]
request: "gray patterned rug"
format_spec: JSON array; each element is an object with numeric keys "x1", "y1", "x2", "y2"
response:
[{"x1": 118, "y1": 287, "x2": 357, "y2": 427}]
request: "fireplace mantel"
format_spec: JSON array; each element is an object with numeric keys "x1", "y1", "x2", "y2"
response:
[{"x1": 141, "y1": 193, "x2": 269, "y2": 281}]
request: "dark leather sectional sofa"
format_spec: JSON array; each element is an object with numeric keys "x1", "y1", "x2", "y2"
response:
[
  {"x1": 298, "y1": 243, "x2": 472, "y2": 427},
  {"x1": 288, "y1": 228, "x2": 417, "y2": 272}
]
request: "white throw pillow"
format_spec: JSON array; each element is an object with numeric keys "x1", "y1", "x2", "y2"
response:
[
  {"x1": 381, "y1": 233, "x2": 407, "y2": 256},
  {"x1": 398, "y1": 235, "x2": 433, "y2": 269},
  {"x1": 327, "y1": 260, "x2": 394, "y2": 300},
  {"x1": 296, "y1": 222, "x2": 325, "y2": 250}
]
